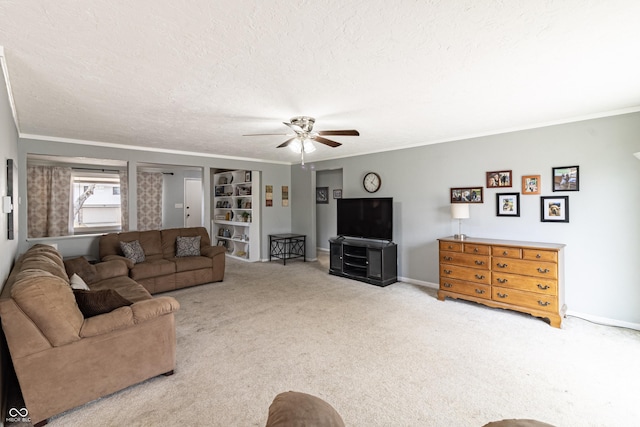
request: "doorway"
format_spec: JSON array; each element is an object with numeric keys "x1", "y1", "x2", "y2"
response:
[{"x1": 184, "y1": 178, "x2": 203, "y2": 227}]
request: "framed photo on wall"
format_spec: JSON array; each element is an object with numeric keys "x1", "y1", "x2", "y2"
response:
[
  {"x1": 486, "y1": 170, "x2": 512, "y2": 188},
  {"x1": 541, "y1": 196, "x2": 569, "y2": 222},
  {"x1": 552, "y1": 166, "x2": 579, "y2": 191},
  {"x1": 522, "y1": 175, "x2": 541, "y2": 195},
  {"x1": 496, "y1": 193, "x2": 520, "y2": 217},
  {"x1": 333, "y1": 189, "x2": 342, "y2": 199},
  {"x1": 316, "y1": 187, "x2": 329, "y2": 204},
  {"x1": 451, "y1": 187, "x2": 483, "y2": 203}
]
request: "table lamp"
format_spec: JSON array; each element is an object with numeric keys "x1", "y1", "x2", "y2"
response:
[{"x1": 451, "y1": 203, "x2": 470, "y2": 240}]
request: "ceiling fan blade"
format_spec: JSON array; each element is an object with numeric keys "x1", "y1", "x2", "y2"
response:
[
  {"x1": 276, "y1": 137, "x2": 296, "y2": 148},
  {"x1": 243, "y1": 133, "x2": 290, "y2": 136},
  {"x1": 317, "y1": 130, "x2": 360, "y2": 136},
  {"x1": 314, "y1": 136, "x2": 342, "y2": 148},
  {"x1": 283, "y1": 122, "x2": 304, "y2": 133}
]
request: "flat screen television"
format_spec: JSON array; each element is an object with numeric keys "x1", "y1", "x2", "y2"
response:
[{"x1": 337, "y1": 197, "x2": 393, "y2": 241}]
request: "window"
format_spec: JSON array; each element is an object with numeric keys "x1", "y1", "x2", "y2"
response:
[{"x1": 72, "y1": 172, "x2": 122, "y2": 234}]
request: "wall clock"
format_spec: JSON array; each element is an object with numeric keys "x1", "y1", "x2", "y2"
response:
[{"x1": 363, "y1": 172, "x2": 381, "y2": 193}]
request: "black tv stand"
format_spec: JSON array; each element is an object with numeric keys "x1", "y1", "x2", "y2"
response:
[{"x1": 329, "y1": 237, "x2": 397, "y2": 287}]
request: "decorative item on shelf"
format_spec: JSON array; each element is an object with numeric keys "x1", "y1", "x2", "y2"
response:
[
  {"x1": 245, "y1": 171, "x2": 251, "y2": 182},
  {"x1": 451, "y1": 203, "x2": 470, "y2": 240},
  {"x1": 219, "y1": 177, "x2": 227, "y2": 185},
  {"x1": 241, "y1": 211, "x2": 250, "y2": 222}
]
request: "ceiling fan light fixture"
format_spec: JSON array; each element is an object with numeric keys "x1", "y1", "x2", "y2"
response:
[
  {"x1": 303, "y1": 138, "x2": 316, "y2": 153},
  {"x1": 288, "y1": 138, "x2": 302, "y2": 153}
]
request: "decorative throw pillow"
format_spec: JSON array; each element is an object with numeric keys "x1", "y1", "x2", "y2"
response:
[
  {"x1": 70, "y1": 273, "x2": 90, "y2": 290},
  {"x1": 73, "y1": 289, "x2": 133, "y2": 318},
  {"x1": 64, "y1": 256, "x2": 98, "y2": 284},
  {"x1": 176, "y1": 236, "x2": 201, "y2": 257},
  {"x1": 120, "y1": 240, "x2": 146, "y2": 264}
]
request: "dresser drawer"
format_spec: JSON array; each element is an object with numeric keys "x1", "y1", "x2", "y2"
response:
[
  {"x1": 492, "y1": 286, "x2": 558, "y2": 313},
  {"x1": 493, "y1": 257, "x2": 557, "y2": 279},
  {"x1": 463, "y1": 243, "x2": 490, "y2": 255},
  {"x1": 492, "y1": 246, "x2": 522, "y2": 258},
  {"x1": 440, "y1": 277, "x2": 490, "y2": 299},
  {"x1": 440, "y1": 251, "x2": 490, "y2": 270},
  {"x1": 522, "y1": 249, "x2": 558, "y2": 263},
  {"x1": 440, "y1": 264, "x2": 491, "y2": 284},
  {"x1": 439, "y1": 241, "x2": 462, "y2": 252},
  {"x1": 492, "y1": 272, "x2": 557, "y2": 295}
]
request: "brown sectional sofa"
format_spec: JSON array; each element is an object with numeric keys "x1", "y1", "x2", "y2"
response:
[
  {"x1": 99, "y1": 226, "x2": 225, "y2": 294},
  {"x1": 0, "y1": 244, "x2": 180, "y2": 426}
]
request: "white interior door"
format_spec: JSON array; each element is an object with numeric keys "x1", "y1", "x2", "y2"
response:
[{"x1": 184, "y1": 178, "x2": 203, "y2": 227}]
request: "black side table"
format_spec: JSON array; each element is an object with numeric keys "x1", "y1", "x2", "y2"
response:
[{"x1": 269, "y1": 234, "x2": 306, "y2": 265}]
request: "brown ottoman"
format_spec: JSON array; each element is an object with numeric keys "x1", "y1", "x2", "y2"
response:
[
  {"x1": 483, "y1": 420, "x2": 556, "y2": 427},
  {"x1": 265, "y1": 391, "x2": 345, "y2": 427}
]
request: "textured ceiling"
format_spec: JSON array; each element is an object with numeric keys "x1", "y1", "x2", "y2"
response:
[{"x1": 1, "y1": 1, "x2": 640, "y2": 165}]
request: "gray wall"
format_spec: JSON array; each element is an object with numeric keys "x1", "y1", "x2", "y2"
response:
[
  {"x1": 0, "y1": 60, "x2": 19, "y2": 290},
  {"x1": 161, "y1": 168, "x2": 203, "y2": 229},
  {"x1": 292, "y1": 112, "x2": 640, "y2": 327},
  {"x1": 315, "y1": 168, "x2": 342, "y2": 251},
  {"x1": 17, "y1": 139, "x2": 291, "y2": 260},
  {"x1": 0, "y1": 52, "x2": 20, "y2": 417}
]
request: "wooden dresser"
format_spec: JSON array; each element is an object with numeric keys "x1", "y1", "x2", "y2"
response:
[{"x1": 437, "y1": 236, "x2": 566, "y2": 328}]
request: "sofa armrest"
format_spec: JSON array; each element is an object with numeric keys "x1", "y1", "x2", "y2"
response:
[
  {"x1": 201, "y1": 245, "x2": 226, "y2": 258},
  {"x1": 79, "y1": 306, "x2": 134, "y2": 338},
  {"x1": 102, "y1": 254, "x2": 134, "y2": 269},
  {"x1": 132, "y1": 296, "x2": 180, "y2": 324},
  {"x1": 94, "y1": 260, "x2": 130, "y2": 280},
  {"x1": 79, "y1": 297, "x2": 179, "y2": 338}
]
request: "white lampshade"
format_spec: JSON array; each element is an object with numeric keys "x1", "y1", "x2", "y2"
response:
[
  {"x1": 634, "y1": 152, "x2": 640, "y2": 160},
  {"x1": 451, "y1": 203, "x2": 470, "y2": 219}
]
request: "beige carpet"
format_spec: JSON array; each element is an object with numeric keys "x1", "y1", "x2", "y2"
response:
[{"x1": 46, "y1": 255, "x2": 639, "y2": 427}]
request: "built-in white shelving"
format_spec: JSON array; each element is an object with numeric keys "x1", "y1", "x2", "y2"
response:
[{"x1": 212, "y1": 170, "x2": 260, "y2": 261}]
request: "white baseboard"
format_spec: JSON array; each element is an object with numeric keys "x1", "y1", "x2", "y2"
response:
[
  {"x1": 398, "y1": 276, "x2": 439, "y2": 290},
  {"x1": 566, "y1": 310, "x2": 640, "y2": 331}
]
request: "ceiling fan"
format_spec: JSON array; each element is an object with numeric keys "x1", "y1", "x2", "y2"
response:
[{"x1": 243, "y1": 116, "x2": 359, "y2": 164}]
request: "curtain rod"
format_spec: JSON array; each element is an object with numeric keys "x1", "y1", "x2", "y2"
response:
[{"x1": 72, "y1": 167, "x2": 120, "y2": 173}]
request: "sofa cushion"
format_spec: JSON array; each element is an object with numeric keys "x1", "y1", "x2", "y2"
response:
[
  {"x1": 173, "y1": 256, "x2": 213, "y2": 273},
  {"x1": 73, "y1": 289, "x2": 133, "y2": 318},
  {"x1": 21, "y1": 254, "x2": 69, "y2": 282},
  {"x1": 176, "y1": 235, "x2": 201, "y2": 257},
  {"x1": 130, "y1": 259, "x2": 176, "y2": 281},
  {"x1": 64, "y1": 256, "x2": 98, "y2": 284},
  {"x1": 90, "y1": 276, "x2": 153, "y2": 303},
  {"x1": 265, "y1": 391, "x2": 345, "y2": 427},
  {"x1": 11, "y1": 269, "x2": 84, "y2": 346},
  {"x1": 70, "y1": 274, "x2": 90, "y2": 290},
  {"x1": 161, "y1": 227, "x2": 210, "y2": 258},
  {"x1": 120, "y1": 240, "x2": 146, "y2": 264}
]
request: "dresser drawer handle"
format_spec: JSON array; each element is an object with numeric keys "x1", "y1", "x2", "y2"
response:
[
  {"x1": 473, "y1": 248, "x2": 479, "y2": 252},
  {"x1": 537, "y1": 284, "x2": 550, "y2": 290},
  {"x1": 475, "y1": 289, "x2": 485, "y2": 294},
  {"x1": 537, "y1": 268, "x2": 550, "y2": 274},
  {"x1": 444, "y1": 269, "x2": 452, "y2": 274},
  {"x1": 497, "y1": 278, "x2": 508, "y2": 284},
  {"x1": 443, "y1": 256, "x2": 453, "y2": 261},
  {"x1": 447, "y1": 245, "x2": 454, "y2": 250},
  {"x1": 502, "y1": 251, "x2": 508, "y2": 256},
  {"x1": 497, "y1": 263, "x2": 508, "y2": 268},
  {"x1": 443, "y1": 282, "x2": 452, "y2": 288},
  {"x1": 497, "y1": 292, "x2": 508, "y2": 298},
  {"x1": 475, "y1": 274, "x2": 485, "y2": 279},
  {"x1": 475, "y1": 260, "x2": 485, "y2": 265},
  {"x1": 538, "y1": 300, "x2": 551, "y2": 307},
  {"x1": 536, "y1": 254, "x2": 541, "y2": 258}
]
